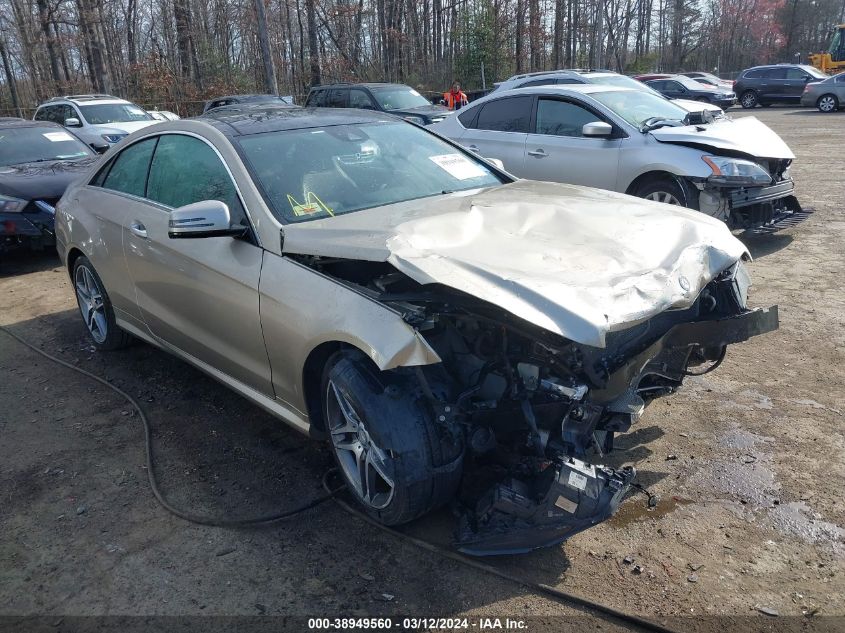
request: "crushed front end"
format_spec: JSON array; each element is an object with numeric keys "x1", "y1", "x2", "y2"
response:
[{"x1": 396, "y1": 261, "x2": 777, "y2": 554}]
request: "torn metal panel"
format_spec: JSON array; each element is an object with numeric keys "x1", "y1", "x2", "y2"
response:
[
  {"x1": 650, "y1": 116, "x2": 795, "y2": 159},
  {"x1": 283, "y1": 180, "x2": 748, "y2": 348}
]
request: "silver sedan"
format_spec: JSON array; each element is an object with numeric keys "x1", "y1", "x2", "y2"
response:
[{"x1": 800, "y1": 73, "x2": 845, "y2": 112}]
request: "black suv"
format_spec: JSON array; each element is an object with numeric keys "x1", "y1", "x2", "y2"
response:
[
  {"x1": 305, "y1": 83, "x2": 448, "y2": 124},
  {"x1": 734, "y1": 64, "x2": 828, "y2": 108}
]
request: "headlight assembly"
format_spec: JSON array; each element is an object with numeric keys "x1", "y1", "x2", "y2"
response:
[
  {"x1": 702, "y1": 155, "x2": 771, "y2": 186},
  {"x1": 403, "y1": 115, "x2": 425, "y2": 125},
  {"x1": 101, "y1": 133, "x2": 127, "y2": 143},
  {"x1": 0, "y1": 194, "x2": 28, "y2": 213}
]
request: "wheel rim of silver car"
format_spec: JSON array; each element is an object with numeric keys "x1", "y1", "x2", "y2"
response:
[
  {"x1": 74, "y1": 265, "x2": 107, "y2": 344},
  {"x1": 819, "y1": 96, "x2": 836, "y2": 112},
  {"x1": 644, "y1": 191, "x2": 682, "y2": 205},
  {"x1": 326, "y1": 380, "x2": 395, "y2": 510}
]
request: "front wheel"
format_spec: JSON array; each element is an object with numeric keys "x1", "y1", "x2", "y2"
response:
[
  {"x1": 740, "y1": 91, "x2": 758, "y2": 108},
  {"x1": 72, "y1": 256, "x2": 131, "y2": 350},
  {"x1": 321, "y1": 351, "x2": 463, "y2": 525},
  {"x1": 635, "y1": 176, "x2": 695, "y2": 208},
  {"x1": 817, "y1": 94, "x2": 839, "y2": 113}
]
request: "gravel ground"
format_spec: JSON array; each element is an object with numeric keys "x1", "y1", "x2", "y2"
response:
[{"x1": 1, "y1": 107, "x2": 843, "y2": 632}]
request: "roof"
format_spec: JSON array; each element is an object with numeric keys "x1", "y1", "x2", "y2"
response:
[
  {"x1": 43, "y1": 94, "x2": 131, "y2": 105},
  {"x1": 198, "y1": 105, "x2": 395, "y2": 136},
  {"x1": 310, "y1": 83, "x2": 410, "y2": 90},
  {"x1": 0, "y1": 117, "x2": 62, "y2": 130},
  {"x1": 506, "y1": 84, "x2": 637, "y2": 96}
]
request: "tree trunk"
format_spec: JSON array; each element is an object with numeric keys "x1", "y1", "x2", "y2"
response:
[
  {"x1": 306, "y1": 0, "x2": 321, "y2": 85},
  {"x1": 0, "y1": 36, "x2": 23, "y2": 116},
  {"x1": 254, "y1": 0, "x2": 277, "y2": 93}
]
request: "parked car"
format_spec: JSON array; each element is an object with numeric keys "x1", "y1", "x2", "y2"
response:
[
  {"x1": 34, "y1": 94, "x2": 158, "y2": 152},
  {"x1": 680, "y1": 71, "x2": 734, "y2": 91},
  {"x1": 492, "y1": 69, "x2": 726, "y2": 117},
  {"x1": 56, "y1": 106, "x2": 777, "y2": 554},
  {"x1": 0, "y1": 118, "x2": 97, "y2": 256},
  {"x1": 800, "y1": 72, "x2": 845, "y2": 112},
  {"x1": 431, "y1": 84, "x2": 799, "y2": 230},
  {"x1": 146, "y1": 110, "x2": 180, "y2": 121},
  {"x1": 633, "y1": 73, "x2": 673, "y2": 82},
  {"x1": 202, "y1": 94, "x2": 295, "y2": 113},
  {"x1": 733, "y1": 64, "x2": 828, "y2": 108},
  {"x1": 644, "y1": 75, "x2": 736, "y2": 109},
  {"x1": 305, "y1": 83, "x2": 449, "y2": 124}
]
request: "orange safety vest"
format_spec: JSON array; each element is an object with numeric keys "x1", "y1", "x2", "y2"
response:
[{"x1": 443, "y1": 89, "x2": 468, "y2": 110}]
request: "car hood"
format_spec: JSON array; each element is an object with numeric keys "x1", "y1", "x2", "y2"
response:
[
  {"x1": 649, "y1": 116, "x2": 794, "y2": 159},
  {"x1": 388, "y1": 104, "x2": 450, "y2": 118},
  {"x1": 673, "y1": 98, "x2": 723, "y2": 113},
  {"x1": 282, "y1": 180, "x2": 748, "y2": 348},
  {"x1": 0, "y1": 157, "x2": 98, "y2": 200},
  {"x1": 96, "y1": 120, "x2": 158, "y2": 134}
]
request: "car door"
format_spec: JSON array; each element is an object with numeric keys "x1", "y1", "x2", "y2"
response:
[
  {"x1": 457, "y1": 95, "x2": 532, "y2": 173},
  {"x1": 762, "y1": 68, "x2": 787, "y2": 101},
  {"x1": 783, "y1": 67, "x2": 811, "y2": 100},
  {"x1": 122, "y1": 132, "x2": 272, "y2": 394},
  {"x1": 522, "y1": 95, "x2": 621, "y2": 189},
  {"x1": 836, "y1": 74, "x2": 845, "y2": 101},
  {"x1": 661, "y1": 80, "x2": 689, "y2": 100},
  {"x1": 349, "y1": 88, "x2": 377, "y2": 110}
]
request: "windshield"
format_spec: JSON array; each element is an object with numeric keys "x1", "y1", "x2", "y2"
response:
[
  {"x1": 803, "y1": 65, "x2": 828, "y2": 79},
  {"x1": 589, "y1": 74, "x2": 662, "y2": 94},
  {"x1": 591, "y1": 90, "x2": 689, "y2": 128},
  {"x1": 0, "y1": 126, "x2": 92, "y2": 166},
  {"x1": 674, "y1": 75, "x2": 715, "y2": 90},
  {"x1": 370, "y1": 87, "x2": 431, "y2": 110},
  {"x1": 238, "y1": 121, "x2": 504, "y2": 223},
  {"x1": 79, "y1": 103, "x2": 152, "y2": 124}
]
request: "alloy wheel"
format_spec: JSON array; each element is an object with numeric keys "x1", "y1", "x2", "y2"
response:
[
  {"x1": 741, "y1": 92, "x2": 757, "y2": 108},
  {"x1": 74, "y1": 264, "x2": 108, "y2": 344},
  {"x1": 818, "y1": 96, "x2": 837, "y2": 113},
  {"x1": 644, "y1": 191, "x2": 682, "y2": 205},
  {"x1": 326, "y1": 380, "x2": 395, "y2": 509}
]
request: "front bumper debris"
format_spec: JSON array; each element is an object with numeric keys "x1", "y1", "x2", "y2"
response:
[{"x1": 456, "y1": 459, "x2": 635, "y2": 556}]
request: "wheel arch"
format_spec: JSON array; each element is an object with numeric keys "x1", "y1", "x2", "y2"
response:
[
  {"x1": 625, "y1": 169, "x2": 686, "y2": 196},
  {"x1": 66, "y1": 246, "x2": 86, "y2": 278}
]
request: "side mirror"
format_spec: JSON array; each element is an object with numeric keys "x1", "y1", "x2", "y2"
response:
[
  {"x1": 90, "y1": 142, "x2": 110, "y2": 154},
  {"x1": 582, "y1": 121, "x2": 614, "y2": 138},
  {"x1": 64, "y1": 117, "x2": 82, "y2": 127},
  {"x1": 168, "y1": 200, "x2": 246, "y2": 239},
  {"x1": 485, "y1": 157, "x2": 505, "y2": 170}
]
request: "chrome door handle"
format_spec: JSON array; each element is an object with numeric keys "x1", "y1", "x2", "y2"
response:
[
  {"x1": 129, "y1": 221, "x2": 148, "y2": 238},
  {"x1": 527, "y1": 149, "x2": 548, "y2": 158},
  {"x1": 467, "y1": 145, "x2": 480, "y2": 153}
]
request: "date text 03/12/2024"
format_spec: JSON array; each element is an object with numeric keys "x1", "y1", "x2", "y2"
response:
[{"x1": 307, "y1": 617, "x2": 529, "y2": 630}]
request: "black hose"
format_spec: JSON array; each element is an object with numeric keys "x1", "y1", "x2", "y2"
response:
[
  {"x1": 2, "y1": 324, "x2": 683, "y2": 633},
  {"x1": 0, "y1": 325, "x2": 341, "y2": 527}
]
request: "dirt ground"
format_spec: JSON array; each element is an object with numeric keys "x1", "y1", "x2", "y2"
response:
[{"x1": 1, "y1": 107, "x2": 843, "y2": 631}]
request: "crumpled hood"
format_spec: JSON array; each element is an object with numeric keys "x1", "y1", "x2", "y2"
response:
[
  {"x1": 282, "y1": 180, "x2": 748, "y2": 348},
  {"x1": 650, "y1": 116, "x2": 794, "y2": 159}
]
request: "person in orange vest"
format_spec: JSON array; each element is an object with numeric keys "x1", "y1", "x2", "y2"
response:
[{"x1": 443, "y1": 81, "x2": 469, "y2": 111}]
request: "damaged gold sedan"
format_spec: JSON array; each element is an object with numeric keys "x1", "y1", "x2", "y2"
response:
[{"x1": 55, "y1": 105, "x2": 778, "y2": 555}]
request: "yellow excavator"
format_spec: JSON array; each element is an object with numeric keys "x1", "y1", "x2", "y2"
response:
[{"x1": 810, "y1": 24, "x2": 845, "y2": 74}]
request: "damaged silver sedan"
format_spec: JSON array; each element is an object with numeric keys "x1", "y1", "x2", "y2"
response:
[{"x1": 55, "y1": 106, "x2": 778, "y2": 555}]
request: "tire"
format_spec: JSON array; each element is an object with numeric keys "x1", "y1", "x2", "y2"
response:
[
  {"x1": 72, "y1": 255, "x2": 132, "y2": 350},
  {"x1": 817, "y1": 94, "x2": 839, "y2": 113},
  {"x1": 635, "y1": 176, "x2": 696, "y2": 209},
  {"x1": 740, "y1": 90, "x2": 758, "y2": 108},
  {"x1": 321, "y1": 351, "x2": 463, "y2": 525},
  {"x1": 696, "y1": 96, "x2": 711, "y2": 103}
]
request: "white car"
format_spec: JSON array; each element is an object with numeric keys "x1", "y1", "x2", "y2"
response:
[
  {"x1": 34, "y1": 94, "x2": 159, "y2": 152},
  {"x1": 431, "y1": 84, "x2": 801, "y2": 231}
]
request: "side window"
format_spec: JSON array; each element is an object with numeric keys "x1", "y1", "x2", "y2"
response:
[
  {"x1": 146, "y1": 134, "x2": 246, "y2": 223},
  {"x1": 665, "y1": 81, "x2": 684, "y2": 91},
  {"x1": 327, "y1": 89, "x2": 348, "y2": 108},
  {"x1": 349, "y1": 89, "x2": 375, "y2": 109},
  {"x1": 458, "y1": 106, "x2": 479, "y2": 129},
  {"x1": 101, "y1": 137, "x2": 158, "y2": 197},
  {"x1": 744, "y1": 69, "x2": 764, "y2": 79},
  {"x1": 766, "y1": 68, "x2": 787, "y2": 80},
  {"x1": 785, "y1": 68, "x2": 807, "y2": 80},
  {"x1": 34, "y1": 107, "x2": 50, "y2": 122},
  {"x1": 535, "y1": 99, "x2": 601, "y2": 137},
  {"x1": 556, "y1": 78, "x2": 582, "y2": 84},
  {"x1": 61, "y1": 105, "x2": 76, "y2": 123},
  {"x1": 475, "y1": 96, "x2": 532, "y2": 133}
]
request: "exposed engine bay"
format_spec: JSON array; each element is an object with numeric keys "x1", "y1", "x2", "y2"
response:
[{"x1": 295, "y1": 254, "x2": 778, "y2": 555}]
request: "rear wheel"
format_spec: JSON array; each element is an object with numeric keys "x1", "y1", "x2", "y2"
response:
[
  {"x1": 635, "y1": 176, "x2": 694, "y2": 208},
  {"x1": 817, "y1": 94, "x2": 839, "y2": 113},
  {"x1": 740, "y1": 90, "x2": 758, "y2": 108},
  {"x1": 321, "y1": 351, "x2": 463, "y2": 525},
  {"x1": 72, "y1": 256, "x2": 131, "y2": 350}
]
